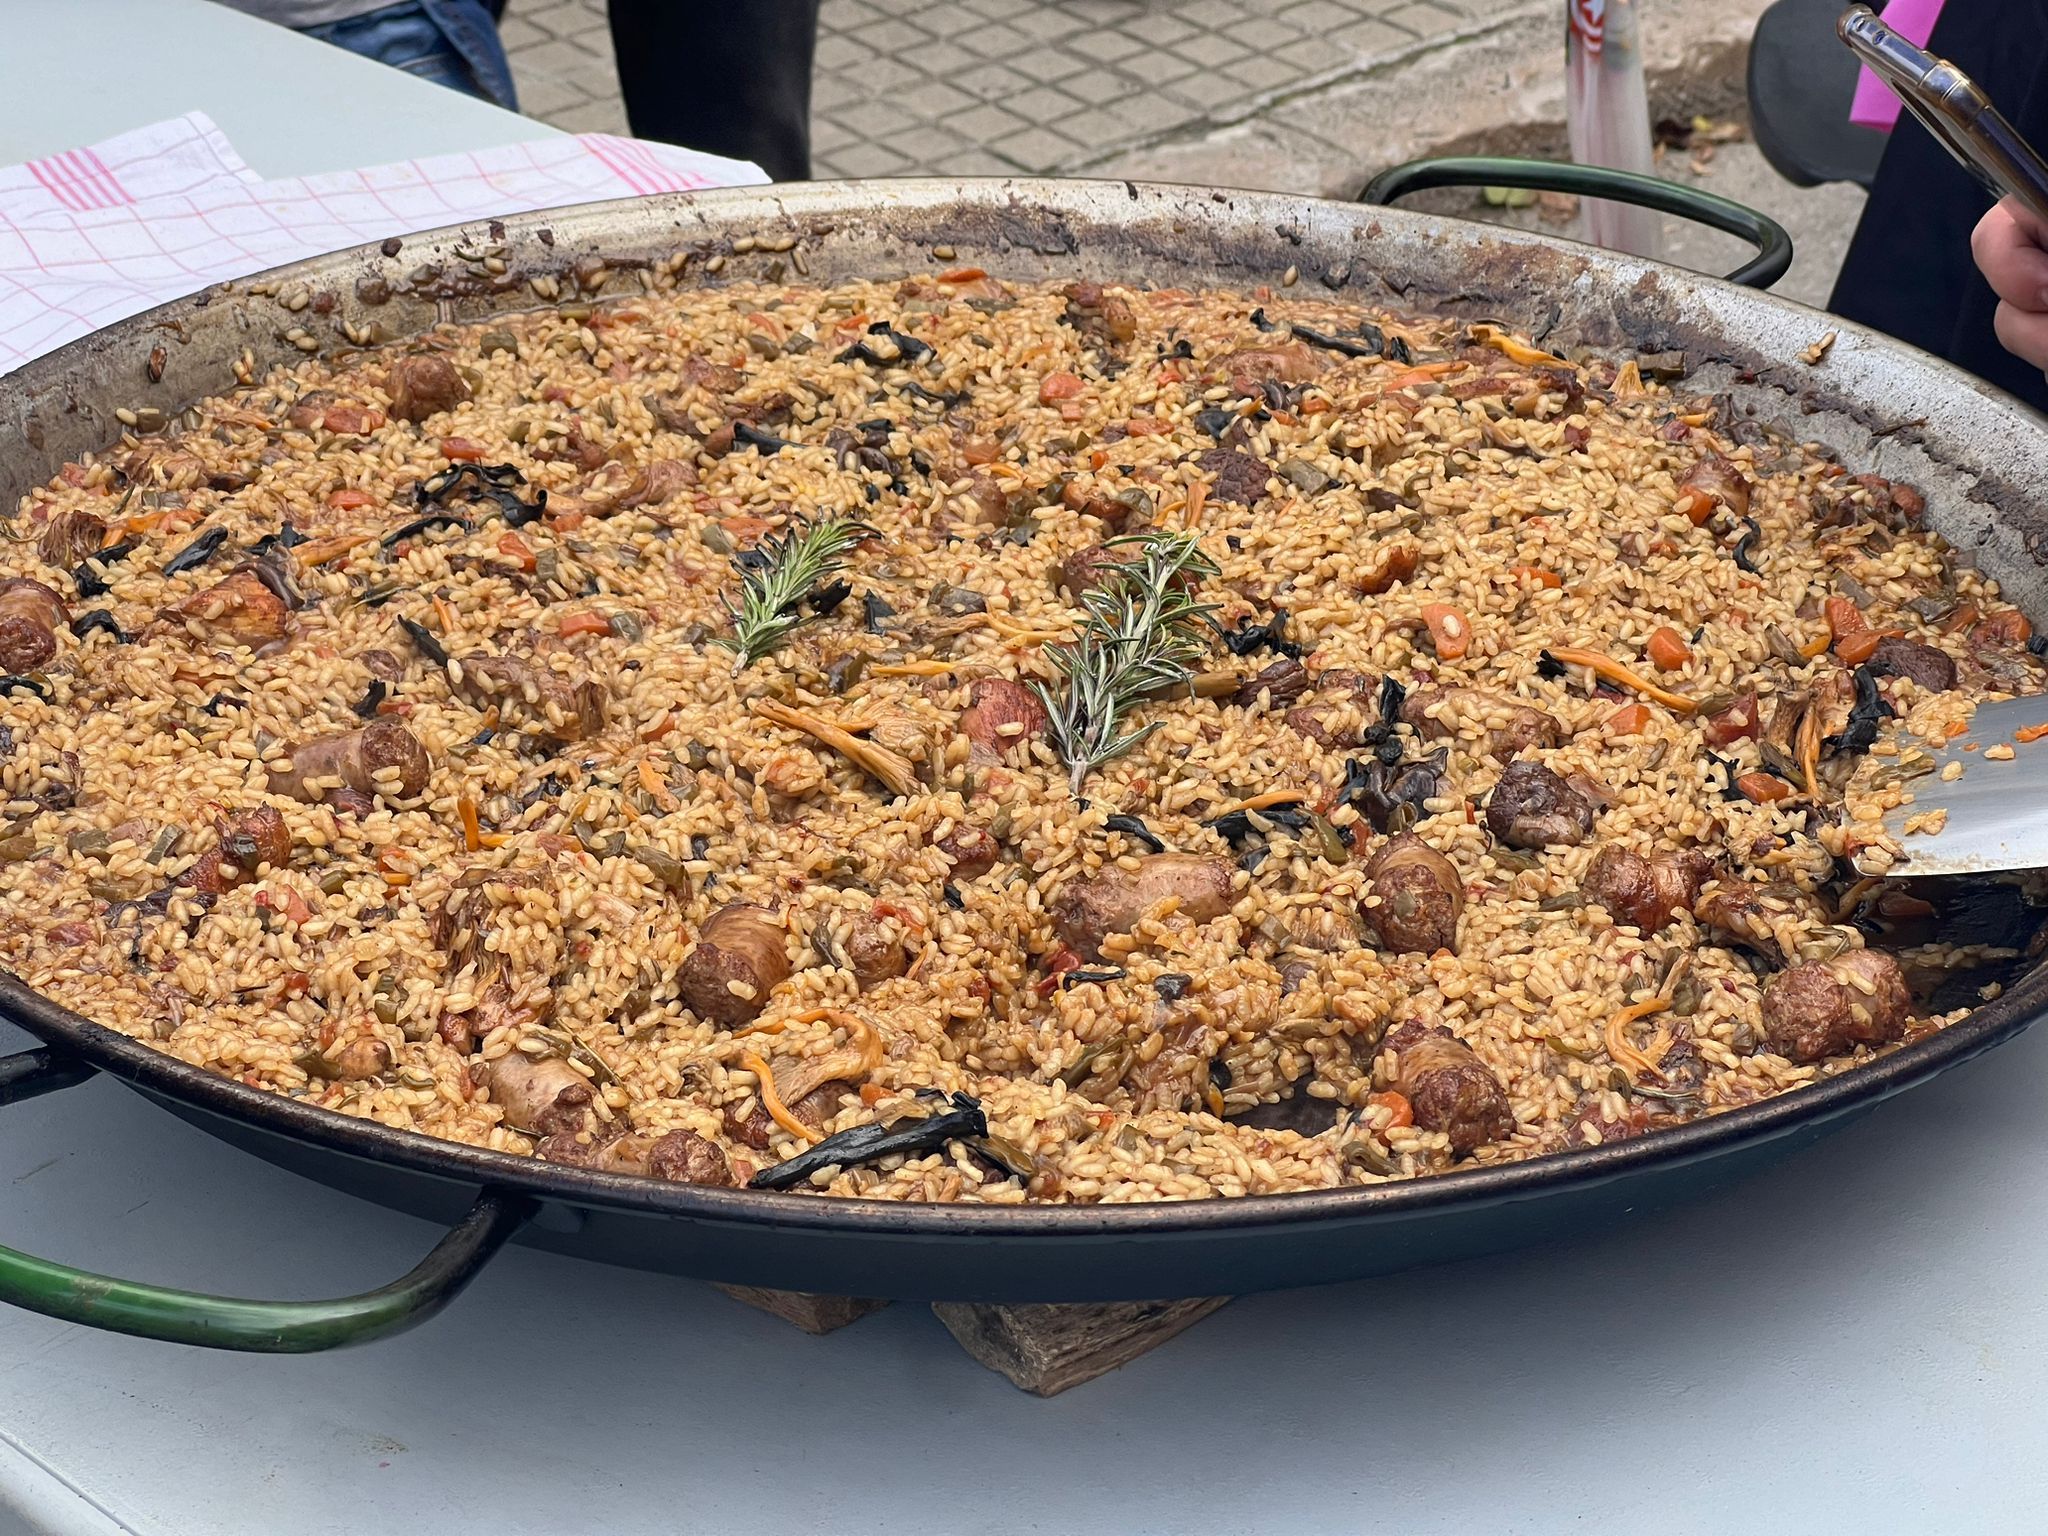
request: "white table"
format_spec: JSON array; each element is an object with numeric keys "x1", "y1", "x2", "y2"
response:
[{"x1": 5, "y1": 6, "x2": 2048, "y2": 1532}]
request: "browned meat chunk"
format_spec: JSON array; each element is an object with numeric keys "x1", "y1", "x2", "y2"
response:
[
  {"x1": 1062, "y1": 283, "x2": 1138, "y2": 344},
  {"x1": 301, "y1": 1038, "x2": 394, "y2": 1082},
  {"x1": 937, "y1": 822, "x2": 999, "y2": 879},
  {"x1": 1056, "y1": 544, "x2": 1135, "y2": 601},
  {"x1": 958, "y1": 678, "x2": 1049, "y2": 763},
  {"x1": 1361, "y1": 834, "x2": 1463, "y2": 955},
  {"x1": 1676, "y1": 452, "x2": 1752, "y2": 521},
  {"x1": 1694, "y1": 879, "x2": 1816, "y2": 964},
  {"x1": 1401, "y1": 687, "x2": 1563, "y2": 761},
  {"x1": 482, "y1": 1052, "x2": 594, "y2": 1136},
  {"x1": 679, "y1": 903, "x2": 791, "y2": 1026},
  {"x1": 845, "y1": 912, "x2": 911, "y2": 987},
  {"x1": 537, "y1": 1126, "x2": 735, "y2": 1185},
  {"x1": 1197, "y1": 447, "x2": 1270, "y2": 506},
  {"x1": 1761, "y1": 949, "x2": 1911, "y2": 1062},
  {"x1": 1051, "y1": 853, "x2": 1234, "y2": 961},
  {"x1": 194, "y1": 806, "x2": 292, "y2": 892},
  {"x1": 1286, "y1": 668, "x2": 1380, "y2": 750},
  {"x1": 452, "y1": 652, "x2": 607, "y2": 741},
  {"x1": 267, "y1": 719, "x2": 431, "y2": 803},
  {"x1": 1562, "y1": 1094, "x2": 1650, "y2": 1149},
  {"x1": 1380, "y1": 1020, "x2": 1514, "y2": 1155},
  {"x1": 386, "y1": 354, "x2": 471, "y2": 423},
  {"x1": 1582, "y1": 845, "x2": 1712, "y2": 934},
  {"x1": 1486, "y1": 760, "x2": 1595, "y2": 849},
  {"x1": 1231, "y1": 658, "x2": 1311, "y2": 709},
  {"x1": 166, "y1": 568, "x2": 289, "y2": 649},
  {"x1": 1212, "y1": 344, "x2": 1323, "y2": 392},
  {"x1": 37, "y1": 510, "x2": 106, "y2": 569},
  {"x1": 0, "y1": 577, "x2": 70, "y2": 672},
  {"x1": 429, "y1": 870, "x2": 547, "y2": 1054},
  {"x1": 1866, "y1": 637, "x2": 1958, "y2": 693}
]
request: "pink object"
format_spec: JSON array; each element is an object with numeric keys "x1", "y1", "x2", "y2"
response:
[
  {"x1": 1850, "y1": 0, "x2": 1946, "y2": 132},
  {"x1": 0, "y1": 112, "x2": 766, "y2": 374}
]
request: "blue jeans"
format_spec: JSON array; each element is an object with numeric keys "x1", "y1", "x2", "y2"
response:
[{"x1": 305, "y1": 0, "x2": 519, "y2": 112}]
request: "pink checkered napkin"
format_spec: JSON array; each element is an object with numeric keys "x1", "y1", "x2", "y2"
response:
[{"x1": 0, "y1": 112, "x2": 767, "y2": 374}]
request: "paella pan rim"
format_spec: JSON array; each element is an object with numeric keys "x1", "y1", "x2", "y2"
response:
[{"x1": 4, "y1": 174, "x2": 2046, "y2": 1251}]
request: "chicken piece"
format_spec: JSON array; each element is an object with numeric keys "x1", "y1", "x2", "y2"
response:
[
  {"x1": 958, "y1": 678, "x2": 1048, "y2": 763},
  {"x1": 1402, "y1": 687, "x2": 1563, "y2": 761},
  {"x1": 1285, "y1": 668, "x2": 1380, "y2": 750},
  {"x1": 1051, "y1": 853, "x2": 1235, "y2": 961},
  {"x1": 1197, "y1": 447, "x2": 1271, "y2": 507},
  {"x1": 0, "y1": 577, "x2": 70, "y2": 672},
  {"x1": 267, "y1": 720, "x2": 431, "y2": 803},
  {"x1": 166, "y1": 568, "x2": 289, "y2": 649},
  {"x1": 1231, "y1": 659, "x2": 1311, "y2": 709},
  {"x1": 678, "y1": 903, "x2": 791, "y2": 1027},
  {"x1": 1485, "y1": 760, "x2": 1595, "y2": 849},
  {"x1": 536, "y1": 1126, "x2": 735, "y2": 1185},
  {"x1": 1582, "y1": 845, "x2": 1712, "y2": 934},
  {"x1": 481, "y1": 1052, "x2": 594, "y2": 1136},
  {"x1": 1361, "y1": 834, "x2": 1463, "y2": 955},
  {"x1": 301, "y1": 1038, "x2": 395, "y2": 1082},
  {"x1": 386, "y1": 353, "x2": 471, "y2": 422},
  {"x1": 1760, "y1": 949, "x2": 1911, "y2": 1062},
  {"x1": 452, "y1": 652, "x2": 607, "y2": 741},
  {"x1": 430, "y1": 870, "x2": 546, "y2": 1055},
  {"x1": 1693, "y1": 879, "x2": 1818, "y2": 965},
  {"x1": 1379, "y1": 1020, "x2": 1514, "y2": 1155},
  {"x1": 1675, "y1": 452, "x2": 1752, "y2": 521},
  {"x1": 1055, "y1": 544, "x2": 1137, "y2": 601}
]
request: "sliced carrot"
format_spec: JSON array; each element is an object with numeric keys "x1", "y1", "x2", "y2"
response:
[
  {"x1": 1800, "y1": 630, "x2": 1833, "y2": 660},
  {"x1": 549, "y1": 509, "x2": 588, "y2": 532},
  {"x1": 1834, "y1": 628, "x2": 1894, "y2": 666},
  {"x1": 1385, "y1": 361, "x2": 1461, "y2": 390},
  {"x1": 1738, "y1": 772, "x2": 1796, "y2": 804},
  {"x1": 1606, "y1": 702, "x2": 1653, "y2": 735},
  {"x1": 1824, "y1": 595, "x2": 1867, "y2": 642},
  {"x1": 326, "y1": 488, "x2": 376, "y2": 511},
  {"x1": 496, "y1": 531, "x2": 537, "y2": 572},
  {"x1": 2016, "y1": 723, "x2": 2048, "y2": 745},
  {"x1": 637, "y1": 757, "x2": 680, "y2": 813},
  {"x1": 558, "y1": 611, "x2": 610, "y2": 639},
  {"x1": 440, "y1": 436, "x2": 487, "y2": 462},
  {"x1": 1038, "y1": 371, "x2": 1084, "y2": 404},
  {"x1": 1509, "y1": 565, "x2": 1562, "y2": 589},
  {"x1": 432, "y1": 595, "x2": 457, "y2": 636},
  {"x1": 859, "y1": 1082, "x2": 888, "y2": 1106},
  {"x1": 1367, "y1": 1090, "x2": 1413, "y2": 1129},
  {"x1": 936, "y1": 266, "x2": 989, "y2": 283},
  {"x1": 1941, "y1": 604, "x2": 1980, "y2": 636},
  {"x1": 1975, "y1": 609, "x2": 2034, "y2": 647},
  {"x1": 1645, "y1": 625, "x2": 1691, "y2": 672},
  {"x1": 1421, "y1": 603, "x2": 1472, "y2": 660},
  {"x1": 458, "y1": 796, "x2": 482, "y2": 853},
  {"x1": 718, "y1": 514, "x2": 773, "y2": 547}
]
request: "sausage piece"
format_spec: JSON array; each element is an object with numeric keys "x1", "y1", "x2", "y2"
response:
[
  {"x1": 1866, "y1": 636, "x2": 1959, "y2": 694},
  {"x1": 1402, "y1": 686, "x2": 1563, "y2": 761},
  {"x1": 0, "y1": 577, "x2": 70, "y2": 672},
  {"x1": 1051, "y1": 853, "x2": 1234, "y2": 961},
  {"x1": 386, "y1": 354, "x2": 471, "y2": 422},
  {"x1": 482, "y1": 1052, "x2": 594, "y2": 1136},
  {"x1": 267, "y1": 719, "x2": 431, "y2": 803},
  {"x1": 958, "y1": 678, "x2": 1049, "y2": 762},
  {"x1": 165, "y1": 568, "x2": 289, "y2": 649},
  {"x1": 453, "y1": 653, "x2": 607, "y2": 741},
  {"x1": 937, "y1": 822, "x2": 999, "y2": 879},
  {"x1": 1485, "y1": 760, "x2": 1595, "y2": 849},
  {"x1": 1761, "y1": 949, "x2": 1911, "y2": 1062},
  {"x1": 1380, "y1": 1021, "x2": 1514, "y2": 1155},
  {"x1": 1361, "y1": 834, "x2": 1463, "y2": 955},
  {"x1": 1582, "y1": 845, "x2": 1712, "y2": 934},
  {"x1": 845, "y1": 912, "x2": 911, "y2": 987},
  {"x1": 678, "y1": 903, "x2": 791, "y2": 1026}
]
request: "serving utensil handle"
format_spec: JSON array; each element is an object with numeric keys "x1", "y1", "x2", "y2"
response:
[
  {"x1": 1360, "y1": 156, "x2": 1795, "y2": 289},
  {"x1": 0, "y1": 1046, "x2": 532, "y2": 1350}
]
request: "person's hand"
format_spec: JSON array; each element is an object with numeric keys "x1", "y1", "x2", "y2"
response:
[{"x1": 1972, "y1": 197, "x2": 2048, "y2": 371}]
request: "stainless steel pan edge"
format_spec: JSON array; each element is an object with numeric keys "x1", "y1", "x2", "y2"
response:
[{"x1": 3, "y1": 178, "x2": 2046, "y2": 1301}]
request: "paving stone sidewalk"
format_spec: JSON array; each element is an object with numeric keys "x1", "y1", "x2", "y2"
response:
[{"x1": 500, "y1": 0, "x2": 1526, "y2": 180}]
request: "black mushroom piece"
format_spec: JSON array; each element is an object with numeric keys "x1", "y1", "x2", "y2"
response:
[
  {"x1": 536, "y1": 1126, "x2": 735, "y2": 1185},
  {"x1": 1760, "y1": 948, "x2": 1911, "y2": 1062},
  {"x1": 266, "y1": 719, "x2": 432, "y2": 804},
  {"x1": 678, "y1": 903, "x2": 792, "y2": 1026},
  {"x1": 958, "y1": 677, "x2": 1049, "y2": 763},
  {"x1": 1865, "y1": 636, "x2": 1959, "y2": 694},
  {"x1": 1401, "y1": 686, "x2": 1564, "y2": 761},
  {"x1": 480, "y1": 1051, "x2": 595, "y2": 1136},
  {"x1": 1051, "y1": 853, "x2": 1234, "y2": 961},
  {"x1": 1361, "y1": 834, "x2": 1463, "y2": 955},
  {"x1": 1676, "y1": 452, "x2": 1753, "y2": 521},
  {"x1": 1378, "y1": 1021, "x2": 1515, "y2": 1156},
  {"x1": 190, "y1": 805, "x2": 294, "y2": 894},
  {"x1": 0, "y1": 577, "x2": 71, "y2": 672},
  {"x1": 1485, "y1": 760, "x2": 1595, "y2": 849},
  {"x1": 1581, "y1": 845, "x2": 1713, "y2": 934},
  {"x1": 452, "y1": 652, "x2": 607, "y2": 741},
  {"x1": 164, "y1": 568, "x2": 290, "y2": 649},
  {"x1": 386, "y1": 352, "x2": 472, "y2": 422}
]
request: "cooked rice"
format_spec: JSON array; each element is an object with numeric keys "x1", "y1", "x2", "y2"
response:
[{"x1": 0, "y1": 267, "x2": 2031, "y2": 1203}]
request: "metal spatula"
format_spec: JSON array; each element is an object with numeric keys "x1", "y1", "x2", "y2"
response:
[{"x1": 1855, "y1": 695, "x2": 2048, "y2": 876}]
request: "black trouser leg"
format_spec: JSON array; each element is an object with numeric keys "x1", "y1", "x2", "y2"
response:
[{"x1": 605, "y1": 0, "x2": 822, "y2": 181}]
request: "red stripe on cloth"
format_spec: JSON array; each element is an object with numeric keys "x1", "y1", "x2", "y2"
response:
[
  {"x1": 60, "y1": 151, "x2": 114, "y2": 210},
  {"x1": 24, "y1": 157, "x2": 96, "y2": 212},
  {"x1": 580, "y1": 137, "x2": 658, "y2": 196},
  {"x1": 77, "y1": 147, "x2": 135, "y2": 207}
]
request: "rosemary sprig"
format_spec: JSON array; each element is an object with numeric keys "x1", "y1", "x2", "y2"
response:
[
  {"x1": 1034, "y1": 530, "x2": 1220, "y2": 795},
  {"x1": 712, "y1": 515, "x2": 874, "y2": 674}
]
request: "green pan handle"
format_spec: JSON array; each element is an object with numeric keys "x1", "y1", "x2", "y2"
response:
[
  {"x1": 1360, "y1": 155, "x2": 1795, "y2": 290},
  {"x1": 0, "y1": 1046, "x2": 533, "y2": 1351}
]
